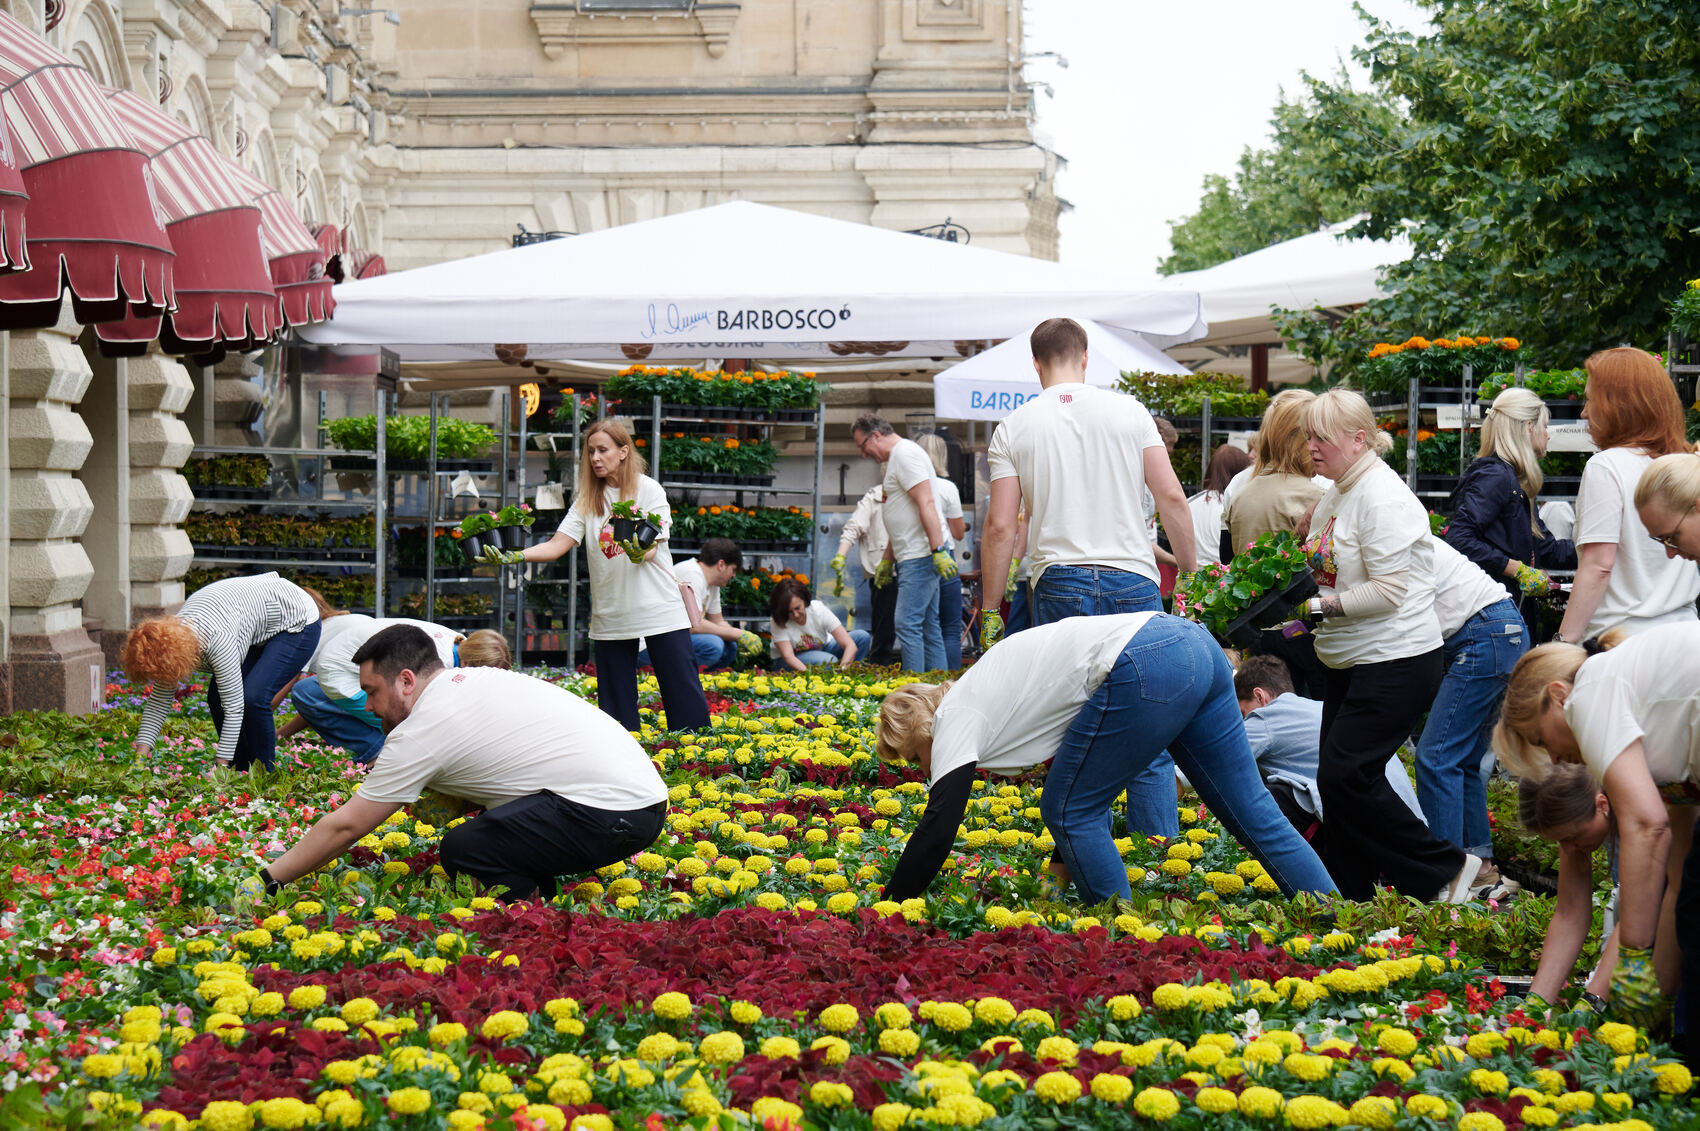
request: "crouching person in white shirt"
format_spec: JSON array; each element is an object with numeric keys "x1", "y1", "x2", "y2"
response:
[{"x1": 247, "y1": 625, "x2": 668, "y2": 902}]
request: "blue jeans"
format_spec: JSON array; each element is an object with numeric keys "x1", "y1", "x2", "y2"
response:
[
  {"x1": 1006, "y1": 582, "x2": 1032, "y2": 636},
  {"x1": 796, "y1": 629, "x2": 873, "y2": 666},
  {"x1": 207, "y1": 623, "x2": 321, "y2": 772},
  {"x1": 1415, "y1": 599, "x2": 1526, "y2": 856},
  {"x1": 1041, "y1": 616, "x2": 1337, "y2": 902},
  {"x1": 692, "y1": 634, "x2": 737, "y2": 670},
  {"x1": 1032, "y1": 564, "x2": 1177, "y2": 838},
  {"x1": 291, "y1": 674, "x2": 385, "y2": 763},
  {"x1": 894, "y1": 556, "x2": 944, "y2": 672},
  {"x1": 939, "y1": 573, "x2": 963, "y2": 669}
]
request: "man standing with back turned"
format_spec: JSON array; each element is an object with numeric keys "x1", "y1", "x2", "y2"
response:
[{"x1": 978, "y1": 316, "x2": 1198, "y2": 838}]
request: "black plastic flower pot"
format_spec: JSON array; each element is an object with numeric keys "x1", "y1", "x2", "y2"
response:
[
  {"x1": 610, "y1": 517, "x2": 638, "y2": 542},
  {"x1": 1220, "y1": 569, "x2": 1320, "y2": 649},
  {"x1": 495, "y1": 524, "x2": 530, "y2": 550},
  {"x1": 459, "y1": 533, "x2": 487, "y2": 563},
  {"x1": 1544, "y1": 399, "x2": 1585, "y2": 421},
  {"x1": 633, "y1": 518, "x2": 662, "y2": 550}
]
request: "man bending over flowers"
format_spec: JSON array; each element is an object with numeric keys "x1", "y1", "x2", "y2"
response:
[{"x1": 250, "y1": 624, "x2": 668, "y2": 901}]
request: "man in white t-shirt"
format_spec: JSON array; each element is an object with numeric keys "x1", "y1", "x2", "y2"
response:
[
  {"x1": 671, "y1": 537, "x2": 762, "y2": 670},
  {"x1": 979, "y1": 317, "x2": 1198, "y2": 839},
  {"x1": 248, "y1": 625, "x2": 668, "y2": 902},
  {"x1": 851, "y1": 414, "x2": 958, "y2": 673}
]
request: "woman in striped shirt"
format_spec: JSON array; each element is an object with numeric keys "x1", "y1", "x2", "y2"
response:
[{"x1": 123, "y1": 573, "x2": 322, "y2": 771}]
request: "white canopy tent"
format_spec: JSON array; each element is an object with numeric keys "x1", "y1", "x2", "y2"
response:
[
  {"x1": 932, "y1": 318, "x2": 1188, "y2": 422},
  {"x1": 1165, "y1": 219, "x2": 1412, "y2": 383},
  {"x1": 300, "y1": 201, "x2": 1205, "y2": 361}
]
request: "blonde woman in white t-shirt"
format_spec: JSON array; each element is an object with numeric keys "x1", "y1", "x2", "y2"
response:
[
  {"x1": 1299, "y1": 389, "x2": 1481, "y2": 905},
  {"x1": 1559, "y1": 347, "x2": 1699, "y2": 643},
  {"x1": 1495, "y1": 623, "x2": 1700, "y2": 1033},
  {"x1": 503, "y1": 420, "x2": 709, "y2": 732}
]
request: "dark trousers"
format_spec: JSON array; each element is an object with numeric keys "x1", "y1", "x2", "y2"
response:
[
  {"x1": 869, "y1": 576, "x2": 897, "y2": 664},
  {"x1": 207, "y1": 623, "x2": 321, "y2": 771},
  {"x1": 1678, "y1": 828, "x2": 1700, "y2": 1068},
  {"x1": 440, "y1": 791, "x2": 667, "y2": 901},
  {"x1": 595, "y1": 629, "x2": 710, "y2": 731},
  {"x1": 1317, "y1": 649, "x2": 1462, "y2": 900}
]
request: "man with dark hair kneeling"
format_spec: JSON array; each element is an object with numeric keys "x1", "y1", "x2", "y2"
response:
[{"x1": 247, "y1": 624, "x2": 668, "y2": 902}]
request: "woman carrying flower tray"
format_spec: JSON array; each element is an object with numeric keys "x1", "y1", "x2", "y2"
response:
[
  {"x1": 874, "y1": 612, "x2": 1336, "y2": 903},
  {"x1": 489, "y1": 420, "x2": 709, "y2": 731}
]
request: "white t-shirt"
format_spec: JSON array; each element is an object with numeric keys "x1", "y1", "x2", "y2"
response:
[
  {"x1": 359, "y1": 667, "x2": 668, "y2": 811},
  {"x1": 1188, "y1": 490, "x2": 1226, "y2": 567},
  {"x1": 1222, "y1": 465, "x2": 1255, "y2": 511},
  {"x1": 934, "y1": 475, "x2": 963, "y2": 550},
  {"x1": 309, "y1": 615, "x2": 461, "y2": 701},
  {"x1": 929, "y1": 612, "x2": 1158, "y2": 785},
  {"x1": 769, "y1": 599, "x2": 844, "y2": 658},
  {"x1": 1573, "y1": 447, "x2": 1700, "y2": 637},
  {"x1": 1304, "y1": 458, "x2": 1442, "y2": 668},
  {"x1": 674, "y1": 557, "x2": 721, "y2": 619},
  {"x1": 882, "y1": 438, "x2": 942, "y2": 562},
  {"x1": 1430, "y1": 536, "x2": 1513, "y2": 639},
  {"x1": 987, "y1": 384, "x2": 1163, "y2": 584},
  {"x1": 1566, "y1": 622, "x2": 1700, "y2": 786},
  {"x1": 559, "y1": 475, "x2": 691, "y2": 640}
]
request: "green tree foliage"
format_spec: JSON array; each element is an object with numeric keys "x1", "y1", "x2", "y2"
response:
[
  {"x1": 1303, "y1": 0, "x2": 1700, "y2": 365},
  {"x1": 1159, "y1": 93, "x2": 1392, "y2": 275}
]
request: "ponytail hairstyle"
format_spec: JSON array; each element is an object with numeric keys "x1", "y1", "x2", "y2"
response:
[
  {"x1": 1303, "y1": 388, "x2": 1394, "y2": 457},
  {"x1": 1494, "y1": 628, "x2": 1630, "y2": 778},
  {"x1": 1479, "y1": 387, "x2": 1548, "y2": 535},
  {"x1": 1517, "y1": 761, "x2": 1605, "y2": 838}
]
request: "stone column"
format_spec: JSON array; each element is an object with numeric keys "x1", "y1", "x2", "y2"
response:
[
  {"x1": 213, "y1": 352, "x2": 264, "y2": 445},
  {"x1": 9, "y1": 313, "x2": 103, "y2": 714},
  {"x1": 126, "y1": 352, "x2": 195, "y2": 647}
]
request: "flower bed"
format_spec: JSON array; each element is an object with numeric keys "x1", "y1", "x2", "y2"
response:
[{"x1": 0, "y1": 668, "x2": 1692, "y2": 1128}]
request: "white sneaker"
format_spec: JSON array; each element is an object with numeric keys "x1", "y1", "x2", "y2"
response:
[{"x1": 1440, "y1": 853, "x2": 1483, "y2": 904}]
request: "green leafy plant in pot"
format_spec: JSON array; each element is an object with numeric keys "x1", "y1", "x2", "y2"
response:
[
  {"x1": 492, "y1": 503, "x2": 535, "y2": 550},
  {"x1": 608, "y1": 498, "x2": 664, "y2": 559},
  {"x1": 1175, "y1": 531, "x2": 1318, "y2": 648},
  {"x1": 452, "y1": 511, "x2": 499, "y2": 562}
]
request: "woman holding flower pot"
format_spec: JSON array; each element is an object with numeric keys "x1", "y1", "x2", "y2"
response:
[
  {"x1": 1299, "y1": 389, "x2": 1481, "y2": 903},
  {"x1": 497, "y1": 420, "x2": 709, "y2": 731},
  {"x1": 874, "y1": 612, "x2": 1336, "y2": 903}
]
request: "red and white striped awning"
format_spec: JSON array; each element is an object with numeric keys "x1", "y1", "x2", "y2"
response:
[
  {"x1": 226, "y1": 164, "x2": 334, "y2": 328},
  {"x1": 348, "y1": 250, "x2": 386, "y2": 279},
  {"x1": 95, "y1": 87, "x2": 278, "y2": 355},
  {"x1": 0, "y1": 96, "x2": 26, "y2": 272},
  {"x1": 0, "y1": 12, "x2": 172, "y2": 327}
]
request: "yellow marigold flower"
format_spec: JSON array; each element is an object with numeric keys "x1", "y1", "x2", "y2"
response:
[
  {"x1": 1520, "y1": 1107, "x2": 1558, "y2": 1127},
  {"x1": 1014, "y1": 1007, "x2": 1055, "y2": 1030},
  {"x1": 651, "y1": 992, "x2": 693, "y2": 1021},
  {"x1": 1191, "y1": 1086, "x2": 1236, "y2": 1114},
  {"x1": 1596, "y1": 1022, "x2": 1639, "y2": 1055},
  {"x1": 871, "y1": 1102, "x2": 912, "y2": 1131},
  {"x1": 548, "y1": 1079, "x2": 591, "y2": 1106},
  {"x1": 1282, "y1": 1053, "x2": 1333, "y2": 1082},
  {"x1": 429, "y1": 1022, "x2": 468, "y2": 1046},
  {"x1": 679, "y1": 1089, "x2": 721, "y2": 1118},
  {"x1": 1160, "y1": 858, "x2": 1192, "y2": 877},
  {"x1": 760, "y1": 1036, "x2": 801, "y2": 1060},
  {"x1": 1376, "y1": 1027, "x2": 1418, "y2": 1057},
  {"x1": 1284, "y1": 1095, "x2": 1348, "y2": 1128},
  {"x1": 1656, "y1": 1061, "x2": 1695, "y2": 1094},
  {"x1": 1089, "y1": 1073, "x2": 1133, "y2": 1103},
  {"x1": 817, "y1": 1003, "x2": 859, "y2": 1033},
  {"x1": 80, "y1": 1054, "x2": 123, "y2": 1079},
  {"x1": 446, "y1": 1112, "x2": 485, "y2": 1131},
  {"x1": 480, "y1": 1011, "x2": 529, "y2": 1041},
  {"x1": 340, "y1": 997, "x2": 379, "y2": 1026},
  {"x1": 387, "y1": 1088, "x2": 432, "y2": 1115},
  {"x1": 1458, "y1": 1114, "x2": 1507, "y2": 1131},
  {"x1": 256, "y1": 1098, "x2": 315, "y2": 1129},
  {"x1": 698, "y1": 1031, "x2": 746, "y2": 1064},
  {"x1": 873, "y1": 1002, "x2": 912, "y2": 1030},
  {"x1": 1035, "y1": 1036, "x2": 1080, "y2": 1065},
  {"x1": 1469, "y1": 1068, "x2": 1509, "y2": 1095},
  {"x1": 750, "y1": 1097, "x2": 803, "y2": 1127},
  {"x1": 1150, "y1": 984, "x2": 1190, "y2": 1011},
  {"x1": 141, "y1": 1113, "x2": 190, "y2": 1131},
  {"x1": 1033, "y1": 1071, "x2": 1082, "y2": 1104},
  {"x1": 931, "y1": 1002, "x2": 973, "y2": 1032},
  {"x1": 1406, "y1": 1094, "x2": 1449, "y2": 1119},
  {"x1": 1104, "y1": 994, "x2": 1142, "y2": 1021},
  {"x1": 879, "y1": 1028, "x2": 921, "y2": 1057},
  {"x1": 810, "y1": 1035, "x2": 851, "y2": 1065},
  {"x1": 1347, "y1": 1096, "x2": 1397, "y2": 1130},
  {"x1": 809, "y1": 1081, "x2": 855, "y2": 1107},
  {"x1": 1465, "y1": 1031, "x2": 1508, "y2": 1058},
  {"x1": 1132, "y1": 1086, "x2": 1179, "y2": 1119},
  {"x1": 634, "y1": 1033, "x2": 682, "y2": 1061},
  {"x1": 972, "y1": 997, "x2": 1016, "y2": 1026},
  {"x1": 199, "y1": 1101, "x2": 254, "y2": 1131},
  {"x1": 1238, "y1": 1086, "x2": 1285, "y2": 1118},
  {"x1": 1370, "y1": 1057, "x2": 1414, "y2": 1083},
  {"x1": 729, "y1": 1000, "x2": 763, "y2": 1025}
]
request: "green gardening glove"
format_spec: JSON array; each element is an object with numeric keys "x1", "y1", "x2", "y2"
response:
[
  {"x1": 1608, "y1": 945, "x2": 1668, "y2": 1033},
  {"x1": 737, "y1": 631, "x2": 763, "y2": 658},
  {"x1": 481, "y1": 545, "x2": 526, "y2": 565},
  {"x1": 932, "y1": 549, "x2": 959, "y2": 580},
  {"x1": 872, "y1": 560, "x2": 895, "y2": 589},
  {"x1": 1005, "y1": 557, "x2": 1021, "y2": 601},
  {"x1": 980, "y1": 610, "x2": 1005, "y2": 649},
  {"x1": 1515, "y1": 563, "x2": 1552, "y2": 596},
  {"x1": 829, "y1": 552, "x2": 848, "y2": 598}
]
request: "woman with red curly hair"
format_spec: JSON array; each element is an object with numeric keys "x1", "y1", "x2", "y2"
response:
[{"x1": 124, "y1": 572, "x2": 321, "y2": 772}]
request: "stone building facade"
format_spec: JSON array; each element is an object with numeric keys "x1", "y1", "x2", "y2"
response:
[{"x1": 0, "y1": 0, "x2": 1059, "y2": 712}]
